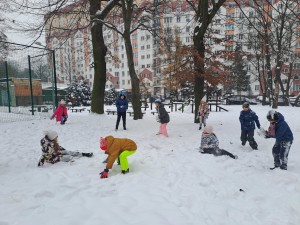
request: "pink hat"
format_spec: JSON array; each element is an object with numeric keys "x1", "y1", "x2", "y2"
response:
[
  {"x1": 203, "y1": 125, "x2": 213, "y2": 134},
  {"x1": 99, "y1": 137, "x2": 107, "y2": 151}
]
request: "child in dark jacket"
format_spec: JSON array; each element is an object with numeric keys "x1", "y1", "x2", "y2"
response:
[
  {"x1": 38, "y1": 130, "x2": 93, "y2": 166},
  {"x1": 239, "y1": 102, "x2": 261, "y2": 150},
  {"x1": 115, "y1": 93, "x2": 128, "y2": 130},
  {"x1": 154, "y1": 99, "x2": 170, "y2": 137},
  {"x1": 200, "y1": 126, "x2": 237, "y2": 159},
  {"x1": 265, "y1": 110, "x2": 293, "y2": 170}
]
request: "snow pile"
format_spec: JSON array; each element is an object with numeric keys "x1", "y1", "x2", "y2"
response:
[{"x1": 0, "y1": 105, "x2": 299, "y2": 225}]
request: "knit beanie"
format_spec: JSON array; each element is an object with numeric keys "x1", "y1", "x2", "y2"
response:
[
  {"x1": 44, "y1": 130, "x2": 58, "y2": 140},
  {"x1": 100, "y1": 137, "x2": 107, "y2": 151},
  {"x1": 203, "y1": 125, "x2": 213, "y2": 134}
]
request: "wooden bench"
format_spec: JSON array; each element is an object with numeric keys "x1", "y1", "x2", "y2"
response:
[
  {"x1": 29, "y1": 109, "x2": 36, "y2": 113},
  {"x1": 106, "y1": 110, "x2": 117, "y2": 115},
  {"x1": 127, "y1": 111, "x2": 146, "y2": 116},
  {"x1": 151, "y1": 111, "x2": 170, "y2": 115},
  {"x1": 71, "y1": 108, "x2": 85, "y2": 113}
]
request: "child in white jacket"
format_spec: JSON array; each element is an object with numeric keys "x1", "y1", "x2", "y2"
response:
[{"x1": 200, "y1": 126, "x2": 237, "y2": 159}]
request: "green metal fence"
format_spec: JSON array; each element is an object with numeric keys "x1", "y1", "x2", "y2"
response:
[{"x1": 0, "y1": 41, "x2": 58, "y2": 122}]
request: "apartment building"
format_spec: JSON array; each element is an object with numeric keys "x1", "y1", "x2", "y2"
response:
[{"x1": 45, "y1": 0, "x2": 300, "y2": 97}]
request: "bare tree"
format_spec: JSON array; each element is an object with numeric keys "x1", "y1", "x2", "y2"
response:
[
  {"x1": 235, "y1": 0, "x2": 299, "y2": 108},
  {"x1": 187, "y1": 0, "x2": 227, "y2": 122},
  {"x1": 101, "y1": 0, "x2": 154, "y2": 119},
  {"x1": 89, "y1": 0, "x2": 120, "y2": 114}
]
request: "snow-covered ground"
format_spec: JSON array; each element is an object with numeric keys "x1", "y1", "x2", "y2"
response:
[{"x1": 0, "y1": 104, "x2": 299, "y2": 225}]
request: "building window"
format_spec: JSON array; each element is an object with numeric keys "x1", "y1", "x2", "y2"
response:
[{"x1": 225, "y1": 24, "x2": 234, "y2": 30}]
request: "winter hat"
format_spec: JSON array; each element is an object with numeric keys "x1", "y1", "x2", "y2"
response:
[
  {"x1": 44, "y1": 130, "x2": 58, "y2": 140},
  {"x1": 60, "y1": 99, "x2": 66, "y2": 105},
  {"x1": 100, "y1": 137, "x2": 107, "y2": 151},
  {"x1": 267, "y1": 110, "x2": 278, "y2": 121},
  {"x1": 203, "y1": 125, "x2": 213, "y2": 134},
  {"x1": 154, "y1": 99, "x2": 161, "y2": 103},
  {"x1": 242, "y1": 102, "x2": 250, "y2": 108}
]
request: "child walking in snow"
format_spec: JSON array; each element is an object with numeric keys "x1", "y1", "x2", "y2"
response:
[
  {"x1": 200, "y1": 126, "x2": 237, "y2": 159},
  {"x1": 99, "y1": 135, "x2": 137, "y2": 178},
  {"x1": 265, "y1": 110, "x2": 293, "y2": 170},
  {"x1": 38, "y1": 130, "x2": 93, "y2": 166},
  {"x1": 51, "y1": 99, "x2": 68, "y2": 125},
  {"x1": 154, "y1": 99, "x2": 170, "y2": 137},
  {"x1": 239, "y1": 102, "x2": 261, "y2": 150},
  {"x1": 198, "y1": 100, "x2": 209, "y2": 130}
]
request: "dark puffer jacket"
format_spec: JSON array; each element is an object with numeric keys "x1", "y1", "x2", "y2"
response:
[
  {"x1": 272, "y1": 113, "x2": 293, "y2": 142},
  {"x1": 239, "y1": 109, "x2": 260, "y2": 131},
  {"x1": 157, "y1": 103, "x2": 170, "y2": 124},
  {"x1": 116, "y1": 95, "x2": 128, "y2": 113}
]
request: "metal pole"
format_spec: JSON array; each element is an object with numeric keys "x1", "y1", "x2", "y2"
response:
[
  {"x1": 28, "y1": 56, "x2": 35, "y2": 115},
  {"x1": 4, "y1": 61, "x2": 11, "y2": 113},
  {"x1": 52, "y1": 50, "x2": 58, "y2": 107}
]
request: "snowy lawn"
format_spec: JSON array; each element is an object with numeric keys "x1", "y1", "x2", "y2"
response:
[{"x1": 0, "y1": 105, "x2": 299, "y2": 225}]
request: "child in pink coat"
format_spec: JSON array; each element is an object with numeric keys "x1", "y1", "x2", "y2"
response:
[{"x1": 51, "y1": 99, "x2": 68, "y2": 124}]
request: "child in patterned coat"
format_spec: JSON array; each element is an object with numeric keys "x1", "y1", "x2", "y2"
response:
[
  {"x1": 200, "y1": 126, "x2": 237, "y2": 159},
  {"x1": 198, "y1": 100, "x2": 209, "y2": 130},
  {"x1": 38, "y1": 130, "x2": 93, "y2": 166}
]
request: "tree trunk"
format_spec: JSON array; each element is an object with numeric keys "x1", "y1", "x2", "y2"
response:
[
  {"x1": 123, "y1": 33, "x2": 143, "y2": 119},
  {"x1": 89, "y1": 0, "x2": 107, "y2": 114},
  {"x1": 193, "y1": 35, "x2": 206, "y2": 123}
]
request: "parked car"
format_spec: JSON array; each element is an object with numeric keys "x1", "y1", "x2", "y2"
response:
[
  {"x1": 256, "y1": 95, "x2": 291, "y2": 106},
  {"x1": 225, "y1": 96, "x2": 257, "y2": 105},
  {"x1": 289, "y1": 94, "x2": 300, "y2": 107}
]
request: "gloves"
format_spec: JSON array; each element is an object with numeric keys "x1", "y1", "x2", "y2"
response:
[
  {"x1": 100, "y1": 169, "x2": 109, "y2": 179},
  {"x1": 50, "y1": 116, "x2": 54, "y2": 120}
]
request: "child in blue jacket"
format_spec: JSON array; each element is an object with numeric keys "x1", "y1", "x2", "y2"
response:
[
  {"x1": 265, "y1": 110, "x2": 293, "y2": 170},
  {"x1": 239, "y1": 102, "x2": 261, "y2": 150},
  {"x1": 115, "y1": 93, "x2": 128, "y2": 130}
]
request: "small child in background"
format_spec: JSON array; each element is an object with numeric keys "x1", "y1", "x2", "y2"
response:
[
  {"x1": 38, "y1": 130, "x2": 93, "y2": 166},
  {"x1": 200, "y1": 126, "x2": 237, "y2": 159},
  {"x1": 198, "y1": 100, "x2": 209, "y2": 130},
  {"x1": 51, "y1": 99, "x2": 68, "y2": 125}
]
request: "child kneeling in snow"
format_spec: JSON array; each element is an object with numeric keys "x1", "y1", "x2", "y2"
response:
[
  {"x1": 99, "y1": 135, "x2": 137, "y2": 179},
  {"x1": 200, "y1": 126, "x2": 237, "y2": 159},
  {"x1": 38, "y1": 130, "x2": 93, "y2": 166}
]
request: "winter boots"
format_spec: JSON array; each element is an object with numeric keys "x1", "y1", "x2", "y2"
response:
[{"x1": 82, "y1": 152, "x2": 93, "y2": 157}]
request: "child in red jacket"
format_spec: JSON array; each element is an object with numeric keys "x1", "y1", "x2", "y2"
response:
[{"x1": 51, "y1": 99, "x2": 68, "y2": 124}]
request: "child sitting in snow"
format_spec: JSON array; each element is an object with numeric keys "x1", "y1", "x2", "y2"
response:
[
  {"x1": 99, "y1": 135, "x2": 137, "y2": 179},
  {"x1": 200, "y1": 126, "x2": 237, "y2": 159},
  {"x1": 38, "y1": 130, "x2": 93, "y2": 166}
]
